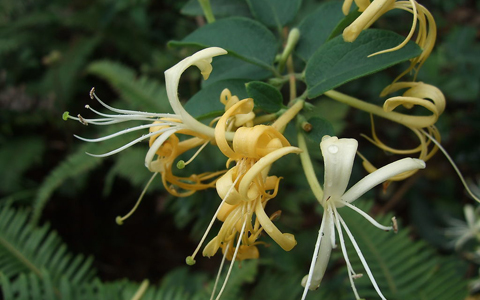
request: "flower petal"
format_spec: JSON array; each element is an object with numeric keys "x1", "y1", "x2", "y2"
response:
[
  {"x1": 320, "y1": 136, "x2": 358, "y2": 203},
  {"x1": 342, "y1": 158, "x2": 425, "y2": 203},
  {"x1": 301, "y1": 207, "x2": 335, "y2": 291},
  {"x1": 164, "y1": 47, "x2": 227, "y2": 137}
]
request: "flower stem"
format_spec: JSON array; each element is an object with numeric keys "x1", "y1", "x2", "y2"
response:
[
  {"x1": 198, "y1": 0, "x2": 215, "y2": 23},
  {"x1": 297, "y1": 132, "x2": 324, "y2": 200},
  {"x1": 324, "y1": 89, "x2": 435, "y2": 128},
  {"x1": 278, "y1": 28, "x2": 300, "y2": 73},
  {"x1": 272, "y1": 100, "x2": 304, "y2": 132}
]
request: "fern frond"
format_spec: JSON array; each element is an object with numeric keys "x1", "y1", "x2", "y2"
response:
[
  {"x1": 87, "y1": 60, "x2": 170, "y2": 113},
  {"x1": 31, "y1": 144, "x2": 104, "y2": 225},
  {"x1": 337, "y1": 200, "x2": 468, "y2": 300},
  {"x1": 31, "y1": 123, "x2": 144, "y2": 224},
  {"x1": 1, "y1": 270, "x2": 205, "y2": 300},
  {"x1": 0, "y1": 205, "x2": 95, "y2": 285}
]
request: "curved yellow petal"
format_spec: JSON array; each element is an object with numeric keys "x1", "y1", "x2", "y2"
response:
[
  {"x1": 255, "y1": 198, "x2": 296, "y2": 251},
  {"x1": 216, "y1": 167, "x2": 243, "y2": 205},
  {"x1": 239, "y1": 146, "x2": 302, "y2": 200},
  {"x1": 214, "y1": 98, "x2": 254, "y2": 159},
  {"x1": 233, "y1": 125, "x2": 290, "y2": 159}
]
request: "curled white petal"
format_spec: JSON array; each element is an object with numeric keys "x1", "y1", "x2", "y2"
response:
[
  {"x1": 164, "y1": 47, "x2": 228, "y2": 137},
  {"x1": 342, "y1": 158, "x2": 426, "y2": 203}
]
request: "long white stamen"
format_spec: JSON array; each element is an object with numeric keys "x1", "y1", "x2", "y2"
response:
[
  {"x1": 301, "y1": 210, "x2": 326, "y2": 300},
  {"x1": 74, "y1": 124, "x2": 178, "y2": 143},
  {"x1": 70, "y1": 114, "x2": 176, "y2": 125},
  {"x1": 115, "y1": 172, "x2": 158, "y2": 225},
  {"x1": 186, "y1": 175, "x2": 242, "y2": 264},
  {"x1": 92, "y1": 91, "x2": 179, "y2": 118},
  {"x1": 343, "y1": 202, "x2": 393, "y2": 231},
  {"x1": 214, "y1": 216, "x2": 248, "y2": 300},
  {"x1": 339, "y1": 214, "x2": 387, "y2": 300},
  {"x1": 85, "y1": 104, "x2": 177, "y2": 121},
  {"x1": 332, "y1": 207, "x2": 361, "y2": 300},
  {"x1": 83, "y1": 128, "x2": 175, "y2": 157},
  {"x1": 210, "y1": 243, "x2": 230, "y2": 300},
  {"x1": 421, "y1": 129, "x2": 480, "y2": 203}
]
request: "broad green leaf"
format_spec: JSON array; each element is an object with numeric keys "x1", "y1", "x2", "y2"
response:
[
  {"x1": 246, "y1": 81, "x2": 283, "y2": 113},
  {"x1": 184, "y1": 79, "x2": 249, "y2": 119},
  {"x1": 303, "y1": 117, "x2": 334, "y2": 145},
  {"x1": 169, "y1": 17, "x2": 278, "y2": 70},
  {"x1": 246, "y1": 0, "x2": 301, "y2": 29},
  {"x1": 202, "y1": 55, "x2": 272, "y2": 88},
  {"x1": 296, "y1": 1, "x2": 345, "y2": 61},
  {"x1": 306, "y1": 29, "x2": 422, "y2": 98},
  {"x1": 181, "y1": 0, "x2": 252, "y2": 18}
]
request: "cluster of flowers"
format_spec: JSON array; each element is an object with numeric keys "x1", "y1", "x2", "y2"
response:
[{"x1": 63, "y1": 1, "x2": 452, "y2": 299}]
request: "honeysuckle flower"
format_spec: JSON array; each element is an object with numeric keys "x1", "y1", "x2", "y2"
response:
[
  {"x1": 187, "y1": 98, "x2": 301, "y2": 262},
  {"x1": 358, "y1": 81, "x2": 444, "y2": 180},
  {"x1": 64, "y1": 47, "x2": 232, "y2": 222},
  {"x1": 185, "y1": 98, "x2": 301, "y2": 300},
  {"x1": 324, "y1": 81, "x2": 444, "y2": 180},
  {"x1": 301, "y1": 136, "x2": 425, "y2": 300},
  {"x1": 445, "y1": 204, "x2": 480, "y2": 250},
  {"x1": 342, "y1": 0, "x2": 436, "y2": 80}
]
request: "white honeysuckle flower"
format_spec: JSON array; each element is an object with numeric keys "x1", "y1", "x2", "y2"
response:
[
  {"x1": 445, "y1": 204, "x2": 480, "y2": 250},
  {"x1": 301, "y1": 135, "x2": 426, "y2": 300},
  {"x1": 164, "y1": 47, "x2": 228, "y2": 138},
  {"x1": 64, "y1": 47, "x2": 230, "y2": 170}
]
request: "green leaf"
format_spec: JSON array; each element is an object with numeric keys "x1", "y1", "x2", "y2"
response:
[
  {"x1": 202, "y1": 55, "x2": 272, "y2": 88},
  {"x1": 295, "y1": 1, "x2": 346, "y2": 61},
  {"x1": 303, "y1": 117, "x2": 334, "y2": 145},
  {"x1": 246, "y1": 0, "x2": 301, "y2": 29},
  {"x1": 169, "y1": 17, "x2": 278, "y2": 70},
  {"x1": 246, "y1": 81, "x2": 283, "y2": 113},
  {"x1": 184, "y1": 79, "x2": 249, "y2": 119},
  {"x1": 306, "y1": 29, "x2": 422, "y2": 98},
  {"x1": 181, "y1": 0, "x2": 252, "y2": 18}
]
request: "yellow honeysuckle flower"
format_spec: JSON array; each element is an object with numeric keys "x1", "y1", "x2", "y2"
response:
[
  {"x1": 187, "y1": 98, "x2": 300, "y2": 263},
  {"x1": 325, "y1": 81, "x2": 444, "y2": 180},
  {"x1": 359, "y1": 81, "x2": 444, "y2": 180},
  {"x1": 186, "y1": 97, "x2": 302, "y2": 300},
  {"x1": 342, "y1": 0, "x2": 436, "y2": 80}
]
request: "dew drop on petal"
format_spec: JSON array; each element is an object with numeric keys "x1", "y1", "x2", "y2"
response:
[{"x1": 328, "y1": 145, "x2": 338, "y2": 154}]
